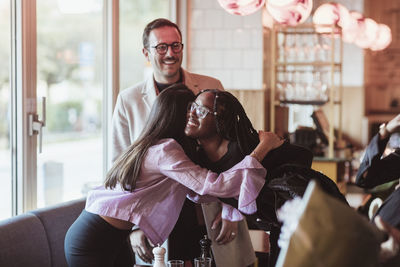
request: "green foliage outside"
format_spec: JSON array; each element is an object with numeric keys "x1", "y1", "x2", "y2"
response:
[
  {"x1": 46, "y1": 101, "x2": 83, "y2": 132},
  {"x1": 0, "y1": 0, "x2": 169, "y2": 139}
]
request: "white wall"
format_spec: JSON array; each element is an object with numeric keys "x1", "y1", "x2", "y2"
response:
[
  {"x1": 187, "y1": 0, "x2": 366, "y2": 144},
  {"x1": 188, "y1": 0, "x2": 263, "y2": 90}
]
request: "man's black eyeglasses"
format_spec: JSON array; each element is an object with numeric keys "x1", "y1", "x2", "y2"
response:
[{"x1": 151, "y1": 42, "x2": 184, "y2": 55}]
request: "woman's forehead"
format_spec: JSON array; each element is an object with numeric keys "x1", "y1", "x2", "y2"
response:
[{"x1": 196, "y1": 91, "x2": 215, "y2": 102}]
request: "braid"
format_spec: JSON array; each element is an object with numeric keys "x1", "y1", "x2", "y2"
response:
[
  {"x1": 197, "y1": 89, "x2": 259, "y2": 155},
  {"x1": 228, "y1": 96, "x2": 259, "y2": 154}
]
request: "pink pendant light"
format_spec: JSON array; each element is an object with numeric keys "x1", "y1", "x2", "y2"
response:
[
  {"x1": 370, "y1": 24, "x2": 392, "y2": 51},
  {"x1": 217, "y1": 0, "x2": 266, "y2": 16},
  {"x1": 341, "y1": 11, "x2": 363, "y2": 43},
  {"x1": 312, "y1": 3, "x2": 351, "y2": 35},
  {"x1": 354, "y1": 18, "x2": 379, "y2": 49},
  {"x1": 266, "y1": 0, "x2": 313, "y2": 26},
  {"x1": 262, "y1": 5, "x2": 275, "y2": 29}
]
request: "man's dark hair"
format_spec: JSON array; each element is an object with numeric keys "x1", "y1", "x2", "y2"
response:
[{"x1": 142, "y1": 18, "x2": 182, "y2": 49}]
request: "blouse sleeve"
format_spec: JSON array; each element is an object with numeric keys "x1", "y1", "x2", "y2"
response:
[
  {"x1": 221, "y1": 203, "x2": 244, "y2": 221},
  {"x1": 186, "y1": 192, "x2": 244, "y2": 221},
  {"x1": 147, "y1": 139, "x2": 266, "y2": 214},
  {"x1": 186, "y1": 191, "x2": 217, "y2": 204}
]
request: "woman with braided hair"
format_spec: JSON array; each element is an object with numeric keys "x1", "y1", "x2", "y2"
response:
[{"x1": 185, "y1": 89, "x2": 347, "y2": 266}]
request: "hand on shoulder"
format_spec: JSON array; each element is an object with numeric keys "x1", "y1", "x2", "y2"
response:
[
  {"x1": 251, "y1": 131, "x2": 284, "y2": 162},
  {"x1": 258, "y1": 131, "x2": 285, "y2": 151}
]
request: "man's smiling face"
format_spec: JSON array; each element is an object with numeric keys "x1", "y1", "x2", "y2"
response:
[{"x1": 143, "y1": 26, "x2": 183, "y2": 84}]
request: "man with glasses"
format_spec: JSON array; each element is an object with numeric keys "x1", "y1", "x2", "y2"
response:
[{"x1": 112, "y1": 18, "x2": 255, "y2": 266}]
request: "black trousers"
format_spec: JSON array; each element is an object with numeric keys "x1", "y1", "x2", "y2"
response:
[{"x1": 64, "y1": 210, "x2": 134, "y2": 267}]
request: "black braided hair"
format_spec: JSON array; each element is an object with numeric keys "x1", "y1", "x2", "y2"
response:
[{"x1": 197, "y1": 89, "x2": 259, "y2": 155}]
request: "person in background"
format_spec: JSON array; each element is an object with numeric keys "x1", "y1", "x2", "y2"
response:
[
  {"x1": 112, "y1": 18, "x2": 255, "y2": 265},
  {"x1": 185, "y1": 89, "x2": 347, "y2": 266},
  {"x1": 65, "y1": 86, "x2": 277, "y2": 267},
  {"x1": 356, "y1": 114, "x2": 400, "y2": 265},
  {"x1": 356, "y1": 114, "x2": 400, "y2": 230}
]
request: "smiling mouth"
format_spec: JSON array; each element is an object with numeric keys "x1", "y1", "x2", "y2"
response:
[
  {"x1": 162, "y1": 57, "x2": 177, "y2": 65},
  {"x1": 186, "y1": 118, "x2": 198, "y2": 127}
]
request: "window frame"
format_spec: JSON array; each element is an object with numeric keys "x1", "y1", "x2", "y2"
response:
[{"x1": 8, "y1": 0, "x2": 181, "y2": 216}]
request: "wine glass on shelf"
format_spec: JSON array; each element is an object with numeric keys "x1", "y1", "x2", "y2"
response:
[
  {"x1": 303, "y1": 34, "x2": 314, "y2": 63},
  {"x1": 320, "y1": 35, "x2": 331, "y2": 62},
  {"x1": 313, "y1": 35, "x2": 324, "y2": 62},
  {"x1": 285, "y1": 34, "x2": 298, "y2": 63},
  {"x1": 278, "y1": 33, "x2": 286, "y2": 63},
  {"x1": 276, "y1": 71, "x2": 286, "y2": 101},
  {"x1": 304, "y1": 71, "x2": 315, "y2": 101},
  {"x1": 285, "y1": 70, "x2": 295, "y2": 101},
  {"x1": 319, "y1": 70, "x2": 329, "y2": 101},
  {"x1": 293, "y1": 71, "x2": 306, "y2": 101},
  {"x1": 298, "y1": 34, "x2": 307, "y2": 62}
]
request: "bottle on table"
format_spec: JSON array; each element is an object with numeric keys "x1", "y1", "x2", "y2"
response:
[
  {"x1": 199, "y1": 235, "x2": 211, "y2": 259},
  {"x1": 195, "y1": 235, "x2": 212, "y2": 267}
]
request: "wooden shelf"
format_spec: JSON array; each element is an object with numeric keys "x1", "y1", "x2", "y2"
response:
[
  {"x1": 270, "y1": 24, "x2": 343, "y2": 158},
  {"x1": 274, "y1": 100, "x2": 342, "y2": 106},
  {"x1": 275, "y1": 62, "x2": 342, "y2": 68}
]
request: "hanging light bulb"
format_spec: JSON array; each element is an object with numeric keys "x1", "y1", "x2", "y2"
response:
[
  {"x1": 370, "y1": 24, "x2": 392, "y2": 51},
  {"x1": 262, "y1": 5, "x2": 274, "y2": 29},
  {"x1": 217, "y1": 0, "x2": 266, "y2": 16},
  {"x1": 341, "y1": 11, "x2": 363, "y2": 43},
  {"x1": 313, "y1": 3, "x2": 350, "y2": 35},
  {"x1": 266, "y1": 0, "x2": 313, "y2": 26},
  {"x1": 354, "y1": 18, "x2": 379, "y2": 49}
]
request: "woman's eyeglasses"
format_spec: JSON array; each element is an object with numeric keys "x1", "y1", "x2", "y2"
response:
[
  {"x1": 151, "y1": 42, "x2": 184, "y2": 55},
  {"x1": 187, "y1": 102, "x2": 217, "y2": 120}
]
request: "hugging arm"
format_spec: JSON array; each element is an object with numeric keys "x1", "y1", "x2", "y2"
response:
[
  {"x1": 129, "y1": 229, "x2": 154, "y2": 263},
  {"x1": 157, "y1": 140, "x2": 267, "y2": 208},
  {"x1": 187, "y1": 191, "x2": 243, "y2": 244},
  {"x1": 187, "y1": 192, "x2": 244, "y2": 221}
]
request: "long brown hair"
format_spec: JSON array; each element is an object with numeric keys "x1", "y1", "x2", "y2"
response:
[{"x1": 105, "y1": 84, "x2": 195, "y2": 191}]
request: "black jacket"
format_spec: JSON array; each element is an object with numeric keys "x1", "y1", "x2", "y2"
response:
[
  {"x1": 356, "y1": 134, "x2": 400, "y2": 188},
  {"x1": 356, "y1": 133, "x2": 400, "y2": 229}
]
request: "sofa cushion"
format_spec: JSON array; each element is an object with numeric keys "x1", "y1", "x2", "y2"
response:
[
  {"x1": 30, "y1": 198, "x2": 86, "y2": 267},
  {"x1": 0, "y1": 213, "x2": 51, "y2": 267}
]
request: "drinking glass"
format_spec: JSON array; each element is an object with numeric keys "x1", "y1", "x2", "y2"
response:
[
  {"x1": 167, "y1": 260, "x2": 184, "y2": 267},
  {"x1": 194, "y1": 257, "x2": 212, "y2": 267}
]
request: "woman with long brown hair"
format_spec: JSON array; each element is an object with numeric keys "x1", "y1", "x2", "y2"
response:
[{"x1": 64, "y1": 84, "x2": 283, "y2": 267}]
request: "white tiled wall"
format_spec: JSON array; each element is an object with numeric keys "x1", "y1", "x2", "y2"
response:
[{"x1": 188, "y1": 0, "x2": 263, "y2": 90}]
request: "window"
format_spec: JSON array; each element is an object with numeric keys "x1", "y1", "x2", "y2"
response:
[
  {"x1": 119, "y1": 0, "x2": 169, "y2": 90},
  {"x1": 0, "y1": 0, "x2": 11, "y2": 220},
  {"x1": 36, "y1": 0, "x2": 104, "y2": 207},
  {"x1": 1, "y1": 0, "x2": 174, "y2": 219}
]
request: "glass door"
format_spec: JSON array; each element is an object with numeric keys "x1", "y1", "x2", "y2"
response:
[
  {"x1": 36, "y1": 0, "x2": 104, "y2": 207},
  {"x1": 0, "y1": 0, "x2": 12, "y2": 219},
  {"x1": 119, "y1": 0, "x2": 170, "y2": 90},
  {"x1": 1, "y1": 0, "x2": 174, "y2": 216}
]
